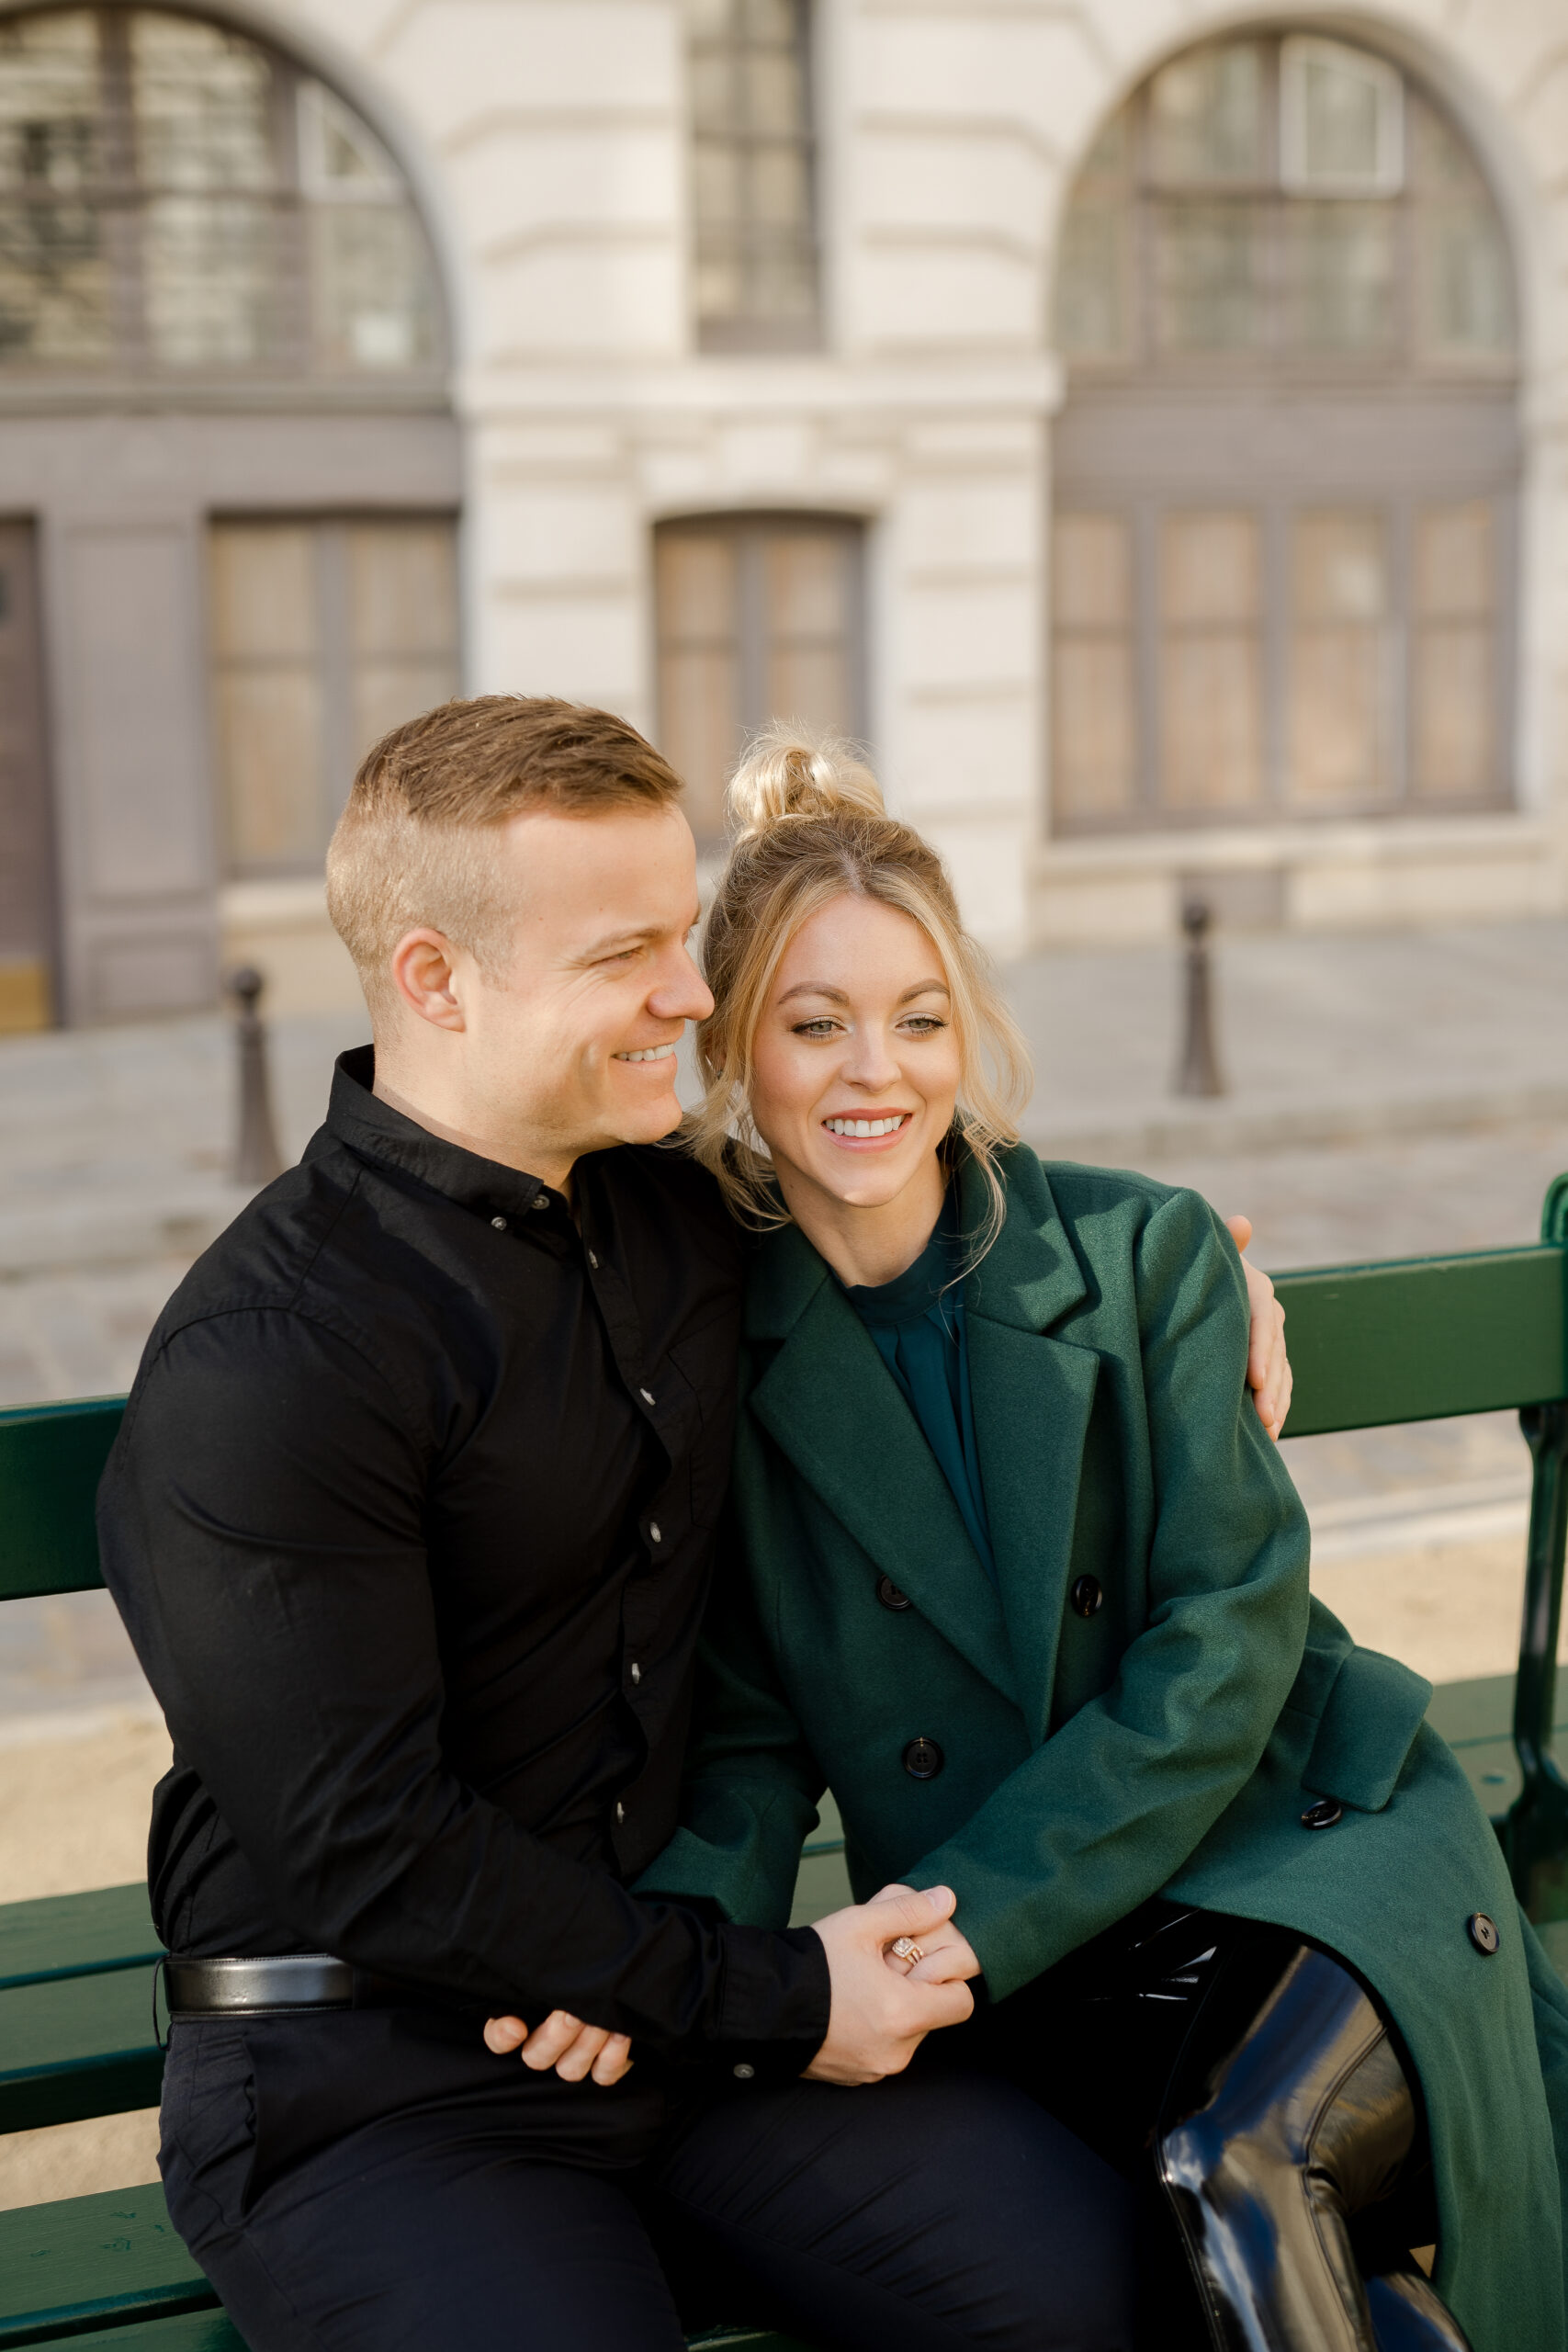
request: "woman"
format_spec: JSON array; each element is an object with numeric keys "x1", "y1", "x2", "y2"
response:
[{"x1": 500, "y1": 735, "x2": 1568, "y2": 2352}]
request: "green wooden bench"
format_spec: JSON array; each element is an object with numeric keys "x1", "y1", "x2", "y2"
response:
[{"x1": 0, "y1": 1168, "x2": 1563, "y2": 2346}]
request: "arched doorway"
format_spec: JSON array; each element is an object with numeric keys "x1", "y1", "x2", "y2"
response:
[
  {"x1": 1048, "y1": 31, "x2": 1518, "y2": 852},
  {"x1": 0, "y1": 6, "x2": 457, "y2": 1026}
]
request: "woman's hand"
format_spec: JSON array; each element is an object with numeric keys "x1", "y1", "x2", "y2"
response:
[
  {"x1": 1226, "y1": 1215, "x2": 1292, "y2": 1442},
  {"x1": 482, "y1": 2010, "x2": 634, "y2": 2086},
  {"x1": 871, "y1": 1883, "x2": 982, "y2": 1985}
]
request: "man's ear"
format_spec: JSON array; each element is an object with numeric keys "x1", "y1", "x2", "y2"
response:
[{"x1": 389, "y1": 930, "x2": 468, "y2": 1032}]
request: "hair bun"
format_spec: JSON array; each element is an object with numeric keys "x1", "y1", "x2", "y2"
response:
[{"x1": 726, "y1": 722, "x2": 886, "y2": 843}]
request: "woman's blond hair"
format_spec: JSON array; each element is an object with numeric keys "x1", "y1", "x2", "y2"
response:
[{"x1": 690, "y1": 724, "x2": 1032, "y2": 1257}]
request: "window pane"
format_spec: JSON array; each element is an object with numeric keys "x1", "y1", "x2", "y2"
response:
[
  {"x1": 1053, "y1": 515, "x2": 1135, "y2": 819},
  {"x1": 1053, "y1": 640, "x2": 1136, "y2": 819},
  {"x1": 0, "y1": 12, "x2": 99, "y2": 193},
  {"x1": 688, "y1": 0, "x2": 816, "y2": 345},
  {"x1": 1159, "y1": 513, "x2": 1263, "y2": 808},
  {"x1": 1287, "y1": 203, "x2": 1397, "y2": 351},
  {"x1": 130, "y1": 12, "x2": 276, "y2": 191},
  {"x1": 657, "y1": 532, "x2": 740, "y2": 836},
  {"x1": 764, "y1": 535, "x2": 854, "y2": 729},
  {"x1": 1055, "y1": 194, "x2": 1134, "y2": 358},
  {"x1": 346, "y1": 523, "x2": 459, "y2": 762},
  {"x1": 142, "y1": 194, "x2": 279, "y2": 365},
  {"x1": 347, "y1": 524, "x2": 459, "y2": 660},
  {"x1": 1148, "y1": 43, "x2": 1265, "y2": 184},
  {"x1": 0, "y1": 198, "x2": 109, "y2": 360},
  {"x1": 1154, "y1": 200, "x2": 1265, "y2": 351},
  {"x1": 1280, "y1": 38, "x2": 1403, "y2": 194},
  {"x1": 1162, "y1": 510, "x2": 1258, "y2": 623},
  {"x1": 210, "y1": 523, "x2": 316, "y2": 660},
  {"x1": 1287, "y1": 511, "x2": 1390, "y2": 802},
  {"x1": 218, "y1": 669, "x2": 326, "y2": 867},
  {"x1": 1412, "y1": 628, "x2": 1493, "y2": 797},
  {"x1": 210, "y1": 526, "x2": 324, "y2": 871},
  {"x1": 297, "y1": 81, "x2": 400, "y2": 199},
  {"x1": 1416, "y1": 107, "x2": 1514, "y2": 359},
  {"x1": 1055, "y1": 513, "x2": 1131, "y2": 629},
  {"x1": 1416, "y1": 500, "x2": 1493, "y2": 618},
  {"x1": 310, "y1": 204, "x2": 437, "y2": 370},
  {"x1": 0, "y1": 12, "x2": 107, "y2": 361},
  {"x1": 1412, "y1": 501, "x2": 1496, "y2": 797}
]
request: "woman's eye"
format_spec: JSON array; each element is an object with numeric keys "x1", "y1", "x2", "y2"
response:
[
  {"x1": 792, "y1": 1019, "x2": 840, "y2": 1038},
  {"x1": 900, "y1": 1016, "x2": 945, "y2": 1036}
]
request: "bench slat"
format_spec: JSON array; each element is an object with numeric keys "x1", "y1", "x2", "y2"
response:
[
  {"x1": 0, "y1": 1888, "x2": 161, "y2": 1994},
  {"x1": 0, "y1": 1969, "x2": 164, "y2": 2135},
  {"x1": 0, "y1": 1400, "x2": 122, "y2": 1603},
  {"x1": 51, "y1": 2313, "x2": 244, "y2": 2352},
  {"x1": 0, "y1": 2183, "x2": 211, "y2": 2346},
  {"x1": 1276, "y1": 1248, "x2": 1567, "y2": 1438}
]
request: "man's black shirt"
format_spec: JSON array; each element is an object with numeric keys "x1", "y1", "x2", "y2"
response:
[{"x1": 98, "y1": 1049, "x2": 828, "y2": 2064}]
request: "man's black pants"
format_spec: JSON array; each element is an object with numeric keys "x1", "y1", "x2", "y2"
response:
[{"x1": 159, "y1": 1999, "x2": 1141, "y2": 2352}]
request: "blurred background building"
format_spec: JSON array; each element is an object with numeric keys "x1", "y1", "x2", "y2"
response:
[{"x1": 0, "y1": 0, "x2": 1561, "y2": 1028}]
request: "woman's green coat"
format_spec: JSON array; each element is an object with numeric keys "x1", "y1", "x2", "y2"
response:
[{"x1": 643, "y1": 1148, "x2": 1568, "y2": 2352}]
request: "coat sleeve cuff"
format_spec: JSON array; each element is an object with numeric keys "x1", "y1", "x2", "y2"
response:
[{"x1": 703, "y1": 1922, "x2": 830, "y2": 2085}]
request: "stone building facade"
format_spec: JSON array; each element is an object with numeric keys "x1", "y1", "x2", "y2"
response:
[{"x1": 0, "y1": 0, "x2": 1563, "y2": 1026}]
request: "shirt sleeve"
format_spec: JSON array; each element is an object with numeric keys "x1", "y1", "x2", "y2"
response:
[{"x1": 97, "y1": 1306, "x2": 829, "y2": 2065}]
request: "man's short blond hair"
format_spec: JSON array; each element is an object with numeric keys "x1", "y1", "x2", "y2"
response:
[{"x1": 326, "y1": 696, "x2": 684, "y2": 1018}]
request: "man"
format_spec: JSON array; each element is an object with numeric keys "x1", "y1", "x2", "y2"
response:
[{"x1": 100, "y1": 697, "x2": 1290, "y2": 2352}]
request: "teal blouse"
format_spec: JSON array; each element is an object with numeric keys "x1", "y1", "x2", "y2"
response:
[{"x1": 840, "y1": 1189, "x2": 997, "y2": 1584}]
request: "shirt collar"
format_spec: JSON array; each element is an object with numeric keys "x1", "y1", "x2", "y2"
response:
[{"x1": 323, "y1": 1046, "x2": 573, "y2": 1227}]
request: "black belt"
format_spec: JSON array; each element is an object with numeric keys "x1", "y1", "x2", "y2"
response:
[{"x1": 164, "y1": 1954, "x2": 411, "y2": 2017}]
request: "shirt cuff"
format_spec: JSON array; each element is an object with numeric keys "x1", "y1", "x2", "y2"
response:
[{"x1": 706, "y1": 1922, "x2": 830, "y2": 2085}]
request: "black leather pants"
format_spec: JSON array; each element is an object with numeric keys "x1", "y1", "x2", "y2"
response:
[{"x1": 1152, "y1": 1925, "x2": 1472, "y2": 2352}]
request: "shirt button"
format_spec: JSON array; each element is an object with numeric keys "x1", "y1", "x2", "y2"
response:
[
  {"x1": 1070, "y1": 1576, "x2": 1103, "y2": 1618},
  {"x1": 533, "y1": 1193, "x2": 549, "y2": 1212},
  {"x1": 876, "y1": 1575, "x2": 913, "y2": 1612},
  {"x1": 615, "y1": 1802, "x2": 626, "y2": 1825},
  {"x1": 732, "y1": 2062, "x2": 755, "y2": 2080},
  {"x1": 649, "y1": 1522, "x2": 662, "y2": 1544},
  {"x1": 1301, "y1": 1798, "x2": 1343, "y2": 1830},
  {"x1": 639, "y1": 1387, "x2": 656, "y2": 1405},
  {"x1": 903, "y1": 1736, "x2": 944, "y2": 1781},
  {"x1": 491, "y1": 1215, "x2": 507, "y2": 1231},
  {"x1": 588, "y1": 1250, "x2": 599, "y2": 1269},
  {"x1": 629, "y1": 1662, "x2": 641, "y2": 1684}
]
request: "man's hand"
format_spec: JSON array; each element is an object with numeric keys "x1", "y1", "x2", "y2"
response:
[
  {"x1": 483, "y1": 2010, "x2": 633, "y2": 2086},
  {"x1": 1227, "y1": 1214, "x2": 1291, "y2": 1442},
  {"x1": 805, "y1": 1883, "x2": 976, "y2": 2085}
]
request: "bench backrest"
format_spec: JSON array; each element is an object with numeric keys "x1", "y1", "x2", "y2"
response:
[{"x1": 3, "y1": 1170, "x2": 1565, "y2": 1898}]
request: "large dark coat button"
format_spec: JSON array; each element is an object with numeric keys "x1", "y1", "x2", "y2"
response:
[
  {"x1": 876, "y1": 1575, "x2": 913, "y2": 1611},
  {"x1": 1070, "y1": 1575, "x2": 1104, "y2": 1618},
  {"x1": 1467, "y1": 1912, "x2": 1500, "y2": 1956},
  {"x1": 903, "y1": 1736, "x2": 943, "y2": 1781},
  {"x1": 1301, "y1": 1798, "x2": 1342, "y2": 1829}
]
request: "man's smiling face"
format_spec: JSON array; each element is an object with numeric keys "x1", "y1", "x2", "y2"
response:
[{"x1": 462, "y1": 800, "x2": 713, "y2": 1169}]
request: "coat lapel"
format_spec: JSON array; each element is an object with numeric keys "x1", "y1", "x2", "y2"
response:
[
  {"x1": 961, "y1": 1153, "x2": 1100, "y2": 1743},
  {"x1": 746, "y1": 1225, "x2": 1018, "y2": 1706}
]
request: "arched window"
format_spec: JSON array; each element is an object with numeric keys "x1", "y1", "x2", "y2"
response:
[
  {"x1": 1049, "y1": 34, "x2": 1517, "y2": 832},
  {"x1": 686, "y1": 0, "x2": 818, "y2": 352},
  {"x1": 0, "y1": 7, "x2": 443, "y2": 378}
]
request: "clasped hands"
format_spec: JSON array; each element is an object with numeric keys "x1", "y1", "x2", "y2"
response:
[{"x1": 481, "y1": 1882, "x2": 980, "y2": 2089}]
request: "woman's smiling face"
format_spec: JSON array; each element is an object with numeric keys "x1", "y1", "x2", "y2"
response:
[{"x1": 747, "y1": 891, "x2": 961, "y2": 1215}]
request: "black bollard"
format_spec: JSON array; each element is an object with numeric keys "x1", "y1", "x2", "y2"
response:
[
  {"x1": 226, "y1": 966, "x2": 285, "y2": 1186},
  {"x1": 1174, "y1": 899, "x2": 1225, "y2": 1099}
]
